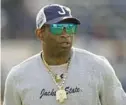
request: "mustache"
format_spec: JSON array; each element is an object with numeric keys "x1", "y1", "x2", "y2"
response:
[
  {"x1": 59, "y1": 37, "x2": 72, "y2": 41},
  {"x1": 58, "y1": 39, "x2": 72, "y2": 43}
]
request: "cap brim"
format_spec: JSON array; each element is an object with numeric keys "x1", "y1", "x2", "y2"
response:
[{"x1": 46, "y1": 16, "x2": 80, "y2": 24}]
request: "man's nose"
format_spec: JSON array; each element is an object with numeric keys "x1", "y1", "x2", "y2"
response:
[{"x1": 61, "y1": 27, "x2": 69, "y2": 37}]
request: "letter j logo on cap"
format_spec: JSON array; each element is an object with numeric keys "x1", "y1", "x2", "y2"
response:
[{"x1": 58, "y1": 7, "x2": 66, "y2": 15}]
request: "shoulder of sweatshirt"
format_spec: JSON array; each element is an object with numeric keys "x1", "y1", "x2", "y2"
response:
[
  {"x1": 6, "y1": 53, "x2": 41, "y2": 81},
  {"x1": 73, "y1": 47, "x2": 115, "y2": 76}
]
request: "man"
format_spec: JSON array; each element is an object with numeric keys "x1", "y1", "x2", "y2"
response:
[{"x1": 3, "y1": 4, "x2": 126, "y2": 105}]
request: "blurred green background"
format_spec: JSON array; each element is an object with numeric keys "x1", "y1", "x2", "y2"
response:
[{"x1": 1, "y1": 0, "x2": 126, "y2": 104}]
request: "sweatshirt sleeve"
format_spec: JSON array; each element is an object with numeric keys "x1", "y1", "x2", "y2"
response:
[
  {"x1": 3, "y1": 68, "x2": 22, "y2": 105},
  {"x1": 99, "y1": 57, "x2": 126, "y2": 105}
]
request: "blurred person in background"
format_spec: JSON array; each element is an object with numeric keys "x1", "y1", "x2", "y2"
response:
[
  {"x1": 3, "y1": 4, "x2": 126, "y2": 105},
  {"x1": 108, "y1": 0, "x2": 126, "y2": 62},
  {"x1": 89, "y1": 5, "x2": 126, "y2": 62}
]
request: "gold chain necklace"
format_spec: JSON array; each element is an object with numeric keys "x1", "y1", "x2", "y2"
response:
[{"x1": 41, "y1": 53, "x2": 70, "y2": 104}]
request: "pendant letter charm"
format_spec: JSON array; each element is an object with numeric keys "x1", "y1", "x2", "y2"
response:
[
  {"x1": 55, "y1": 75, "x2": 62, "y2": 83},
  {"x1": 56, "y1": 89, "x2": 67, "y2": 103}
]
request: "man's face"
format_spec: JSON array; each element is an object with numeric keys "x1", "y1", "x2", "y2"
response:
[{"x1": 42, "y1": 23, "x2": 77, "y2": 54}]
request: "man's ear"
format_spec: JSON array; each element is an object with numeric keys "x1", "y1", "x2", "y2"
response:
[{"x1": 35, "y1": 28, "x2": 44, "y2": 40}]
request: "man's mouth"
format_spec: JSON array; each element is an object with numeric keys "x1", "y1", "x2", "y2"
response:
[
  {"x1": 59, "y1": 40, "x2": 71, "y2": 44},
  {"x1": 60, "y1": 42, "x2": 71, "y2": 48},
  {"x1": 60, "y1": 42, "x2": 70, "y2": 44}
]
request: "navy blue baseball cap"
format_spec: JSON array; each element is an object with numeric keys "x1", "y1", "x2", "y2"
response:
[{"x1": 36, "y1": 4, "x2": 80, "y2": 29}]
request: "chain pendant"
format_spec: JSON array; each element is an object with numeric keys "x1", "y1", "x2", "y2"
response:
[
  {"x1": 56, "y1": 87, "x2": 67, "y2": 104},
  {"x1": 42, "y1": 52, "x2": 70, "y2": 104},
  {"x1": 55, "y1": 74, "x2": 62, "y2": 83}
]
